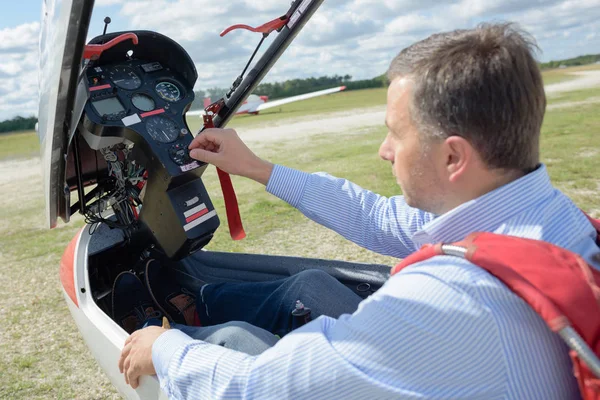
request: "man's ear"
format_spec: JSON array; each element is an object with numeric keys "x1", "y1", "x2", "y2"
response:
[{"x1": 444, "y1": 136, "x2": 474, "y2": 183}]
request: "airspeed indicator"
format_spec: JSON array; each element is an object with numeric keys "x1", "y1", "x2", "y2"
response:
[{"x1": 155, "y1": 81, "x2": 182, "y2": 102}]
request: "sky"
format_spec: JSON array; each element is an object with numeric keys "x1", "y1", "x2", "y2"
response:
[{"x1": 0, "y1": 0, "x2": 599, "y2": 122}]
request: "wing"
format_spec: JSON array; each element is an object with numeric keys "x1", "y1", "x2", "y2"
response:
[
  {"x1": 255, "y1": 86, "x2": 346, "y2": 111},
  {"x1": 185, "y1": 109, "x2": 205, "y2": 117}
]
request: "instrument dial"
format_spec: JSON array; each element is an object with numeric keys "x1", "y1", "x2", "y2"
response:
[
  {"x1": 155, "y1": 81, "x2": 182, "y2": 102},
  {"x1": 108, "y1": 66, "x2": 141, "y2": 90},
  {"x1": 131, "y1": 93, "x2": 155, "y2": 111},
  {"x1": 145, "y1": 116, "x2": 180, "y2": 143}
]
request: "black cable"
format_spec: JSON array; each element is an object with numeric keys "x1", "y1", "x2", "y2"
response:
[
  {"x1": 241, "y1": 36, "x2": 266, "y2": 78},
  {"x1": 227, "y1": 36, "x2": 266, "y2": 98}
]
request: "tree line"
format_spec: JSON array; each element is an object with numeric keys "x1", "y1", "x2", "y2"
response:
[
  {"x1": 540, "y1": 54, "x2": 600, "y2": 70},
  {"x1": 0, "y1": 116, "x2": 37, "y2": 134},
  {"x1": 189, "y1": 74, "x2": 387, "y2": 110}
]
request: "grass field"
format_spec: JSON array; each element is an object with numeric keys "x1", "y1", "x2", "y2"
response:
[
  {"x1": 0, "y1": 130, "x2": 39, "y2": 160},
  {"x1": 0, "y1": 64, "x2": 599, "y2": 398}
]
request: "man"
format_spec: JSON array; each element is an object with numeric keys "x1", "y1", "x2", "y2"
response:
[{"x1": 119, "y1": 23, "x2": 599, "y2": 399}]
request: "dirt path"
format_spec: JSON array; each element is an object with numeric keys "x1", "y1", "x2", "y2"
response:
[
  {"x1": 0, "y1": 157, "x2": 41, "y2": 186},
  {"x1": 545, "y1": 70, "x2": 600, "y2": 95},
  {"x1": 240, "y1": 105, "x2": 386, "y2": 143}
]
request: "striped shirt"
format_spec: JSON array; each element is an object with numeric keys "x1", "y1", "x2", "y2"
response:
[{"x1": 153, "y1": 164, "x2": 598, "y2": 399}]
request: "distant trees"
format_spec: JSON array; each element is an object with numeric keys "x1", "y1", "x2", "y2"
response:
[
  {"x1": 188, "y1": 74, "x2": 387, "y2": 110},
  {"x1": 540, "y1": 54, "x2": 600, "y2": 70},
  {"x1": 0, "y1": 116, "x2": 37, "y2": 134},
  {"x1": 254, "y1": 74, "x2": 353, "y2": 99}
]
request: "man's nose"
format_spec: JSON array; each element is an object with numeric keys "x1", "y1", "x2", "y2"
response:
[{"x1": 379, "y1": 136, "x2": 393, "y2": 161}]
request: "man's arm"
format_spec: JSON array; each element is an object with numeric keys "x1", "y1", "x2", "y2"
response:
[
  {"x1": 151, "y1": 260, "x2": 509, "y2": 400},
  {"x1": 266, "y1": 165, "x2": 433, "y2": 258},
  {"x1": 189, "y1": 129, "x2": 435, "y2": 258}
]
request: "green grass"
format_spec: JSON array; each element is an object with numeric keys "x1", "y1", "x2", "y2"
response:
[
  {"x1": 0, "y1": 130, "x2": 39, "y2": 160},
  {"x1": 539, "y1": 103, "x2": 600, "y2": 212},
  {"x1": 547, "y1": 87, "x2": 600, "y2": 104}
]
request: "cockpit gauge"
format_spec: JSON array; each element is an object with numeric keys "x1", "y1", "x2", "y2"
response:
[
  {"x1": 155, "y1": 81, "x2": 182, "y2": 102},
  {"x1": 108, "y1": 66, "x2": 142, "y2": 90},
  {"x1": 131, "y1": 93, "x2": 155, "y2": 112},
  {"x1": 145, "y1": 115, "x2": 180, "y2": 143}
]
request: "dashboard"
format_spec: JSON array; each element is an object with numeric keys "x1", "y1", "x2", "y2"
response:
[{"x1": 83, "y1": 58, "x2": 197, "y2": 172}]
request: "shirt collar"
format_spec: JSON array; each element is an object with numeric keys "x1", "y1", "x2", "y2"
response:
[{"x1": 412, "y1": 164, "x2": 555, "y2": 246}]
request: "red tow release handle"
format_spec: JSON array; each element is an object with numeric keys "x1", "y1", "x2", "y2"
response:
[
  {"x1": 220, "y1": 15, "x2": 289, "y2": 37},
  {"x1": 202, "y1": 109, "x2": 246, "y2": 241},
  {"x1": 83, "y1": 33, "x2": 139, "y2": 61}
]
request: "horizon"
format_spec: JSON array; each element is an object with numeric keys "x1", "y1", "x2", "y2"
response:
[{"x1": 1, "y1": 0, "x2": 599, "y2": 122}]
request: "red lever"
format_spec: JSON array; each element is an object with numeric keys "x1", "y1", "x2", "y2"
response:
[
  {"x1": 220, "y1": 16, "x2": 289, "y2": 37},
  {"x1": 202, "y1": 113, "x2": 246, "y2": 241},
  {"x1": 83, "y1": 33, "x2": 139, "y2": 61}
]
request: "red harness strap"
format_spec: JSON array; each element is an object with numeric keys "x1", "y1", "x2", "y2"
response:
[
  {"x1": 392, "y1": 215, "x2": 600, "y2": 399},
  {"x1": 202, "y1": 113, "x2": 246, "y2": 241}
]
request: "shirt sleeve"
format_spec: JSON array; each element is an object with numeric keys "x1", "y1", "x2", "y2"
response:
[
  {"x1": 266, "y1": 165, "x2": 436, "y2": 258},
  {"x1": 152, "y1": 258, "x2": 509, "y2": 400}
]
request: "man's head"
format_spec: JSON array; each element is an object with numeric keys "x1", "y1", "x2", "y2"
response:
[{"x1": 379, "y1": 23, "x2": 546, "y2": 214}]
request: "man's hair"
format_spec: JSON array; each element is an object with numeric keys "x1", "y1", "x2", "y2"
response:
[{"x1": 388, "y1": 23, "x2": 545, "y2": 172}]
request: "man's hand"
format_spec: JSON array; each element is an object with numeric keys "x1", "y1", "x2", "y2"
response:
[
  {"x1": 118, "y1": 326, "x2": 166, "y2": 389},
  {"x1": 188, "y1": 128, "x2": 274, "y2": 185}
]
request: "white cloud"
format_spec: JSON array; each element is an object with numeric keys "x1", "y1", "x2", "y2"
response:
[
  {"x1": 0, "y1": 22, "x2": 39, "y2": 52},
  {"x1": 0, "y1": 23, "x2": 40, "y2": 121},
  {"x1": 95, "y1": 0, "x2": 127, "y2": 6}
]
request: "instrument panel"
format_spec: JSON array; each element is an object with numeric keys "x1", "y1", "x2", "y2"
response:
[{"x1": 84, "y1": 59, "x2": 196, "y2": 172}]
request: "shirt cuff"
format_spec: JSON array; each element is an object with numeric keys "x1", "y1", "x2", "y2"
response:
[
  {"x1": 265, "y1": 165, "x2": 310, "y2": 208},
  {"x1": 152, "y1": 329, "x2": 196, "y2": 384}
]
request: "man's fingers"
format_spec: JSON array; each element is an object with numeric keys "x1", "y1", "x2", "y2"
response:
[
  {"x1": 131, "y1": 377, "x2": 140, "y2": 389},
  {"x1": 124, "y1": 360, "x2": 130, "y2": 385},
  {"x1": 119, "y1": 342, "x2": 132, "y2": 373},
  {"x1": 190, "y1": 148, "x2": 219, "y2": 164},
  {"x1": 189, "y1": 129, "x2": 223, "y2": 150},
  {"x1": 124, "y1": 357, "x2": 131, "y2": 375},
  {"x1": 127, "y1": 364, "x2": 140, "y2": 389}
]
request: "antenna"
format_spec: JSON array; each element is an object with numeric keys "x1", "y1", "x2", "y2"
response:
[{"x1": 103, "y1": 17, "x2": 111, "y2": 36}]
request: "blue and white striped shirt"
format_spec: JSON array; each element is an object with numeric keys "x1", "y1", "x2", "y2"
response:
[{"x1": 153, "y1": 164, "x2": 598, "y2": 399}]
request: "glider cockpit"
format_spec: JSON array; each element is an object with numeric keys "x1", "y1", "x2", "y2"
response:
[{"x1": 74, "y1": 30, "x2": 218, "y2": 260}]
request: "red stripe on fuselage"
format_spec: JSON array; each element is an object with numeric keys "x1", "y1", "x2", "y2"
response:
[{"x1": 185, "y1": 208, "x2": 209, "y2": 223}]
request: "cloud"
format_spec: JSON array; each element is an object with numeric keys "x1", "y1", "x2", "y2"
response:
[
  {"x1": 0, "y1": 22, "x2": 40, "y2": 53},
  {"x1": 96, "y1": 0, "x2": 126, "y2": 6},
  {"x1": 0, "y1": 22, "x2": 40, "y2": 121}
]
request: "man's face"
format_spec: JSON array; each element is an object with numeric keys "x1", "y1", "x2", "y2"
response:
[{"x1": 379, "y1": 77, "x2": 445, "y2": 213}]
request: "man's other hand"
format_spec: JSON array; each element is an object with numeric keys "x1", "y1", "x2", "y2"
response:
[
  {"x1": 188, "y1": 128, "x2": 274, "y2": 185},
  {"x1": 119, "y1": 326, "x2": 166, "y2": 389}
]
